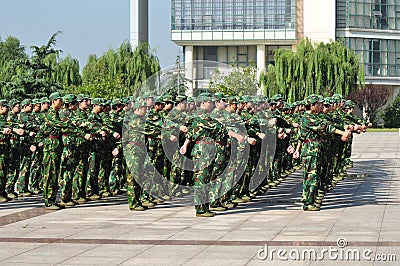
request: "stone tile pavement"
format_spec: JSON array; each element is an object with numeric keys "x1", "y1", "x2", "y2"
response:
[{"x1": 0, "y1": 132, "x2": 399, "y2": 265}]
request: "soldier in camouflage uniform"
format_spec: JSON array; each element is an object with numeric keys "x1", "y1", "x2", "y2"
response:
[
  {"x1": 180, "y1": 93, "x2": 219, "y2": 217},
  {"x1": 294, "y1": 95, "x2": 350, "y2": 211},
  {"x1": 33, "y1": 92, "x2": 90, "y2": 210},
  {"x1": 109, "y1": 99, "x2": 125, "y2": 195},
  {"x1": 142, "y1": 97, "x2": 165, "y2": 206},
  {"x1": 123, "y1": 99, "x2": 148, "y2": 211},
  {"x1": 58, "y1": 94, "x2": 82, "y2": 207},
  {"x1": 86, "y1": 98, "x2": 108, "y2": 200},
  {"x1": 163, "y1": 95, "x2": 189, "y2": 196},
  {"x1": 29, "y1": 99, "x2": 44, "y2": 194},
  {"x1": 6, "y1": 99, "x2": 23, "y2": 199},
  {"x1": 0, "y1": 100, "x2": 12, "y2": 202},
  {"x1": 72, "y1": 94, "x2": 91, "y2": 203},
  {"x1": 17, "y1": 99, "x2": 36, "y2": 196}
]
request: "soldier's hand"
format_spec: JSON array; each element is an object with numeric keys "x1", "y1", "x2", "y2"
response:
[
  {"x1": 38, "y1": 142, "x2": 43, "y2": 148},
  {"x1": 287, "y1": 145, "x2": 295, "y2": 154},
  {"x1": 14, "y1": 128, "x2": 24, "y2": 135},
  {"x1": 285, "y1": 128, "x2": 292, "y2": 134},
  {"x1": 170, "y1": 135, "x2": 177, "y2": 142},
  {"x1": 112, "y1": 148, "x2": 119, "y2": 157},
  {"x1": 3, "y1": 128, "x2": 11, "y2": 134},
  {"x1": 293, "y1": 150, "x2": 300, "y2": 159},
  {"x1": 368, "y1": 122, "x2": 373, "y2": 128},
  {"x1": 29, "y1": 131, "x2": 36, "y2": 137},
  {"x1": 268, "y1": 118, "x2": 277, "y2": 126},
  {"x1": 100, "y1": 131, "x2": 107, "y2": 137},
  {"x1": 292, "y1": 122, "x2": 299, "y2": 128},
  {"x1": 340, "y1": 135, "x2": 348, "y2": 142},
  {"x1": 247, "y1": 137, "x2": 256, "y2": 145},
  {"x1": 30, "y1": 145, "x2": 36, "y2": 152},
  {"x1": 179, "y1": 145, "x2": 187, "y2": 155},
  {"x1": 257, "y1": 133, "x2": 266, "y2": 140},
  {"x1": 236, "y1": 134, "x2": 244, "y2": 143},
  {"x1": 180, "y1": 125, "x2": 188, "y2": 133},
  {"x1": 113, "y1": 132, "x2": 121, "y2": 139},
  {"x1": 84, "y1": 133, "x2": 92, "y2": 140}
]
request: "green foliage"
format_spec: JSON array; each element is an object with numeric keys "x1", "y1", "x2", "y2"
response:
[
  {"x1": 209, "y1": 64, "x2": 258, "y2": 96},
  {"x1": 76, "y1": 42, "x2": 161, "y2": 98},
  {"x1": 383, "y1": 92, "x2": 400, "y2": 128},
  {"x1": 259, "y1": 38, "x2": 365, "y2": 102},
  {"x1": 0, "y1": 32, "x2": 82, "y2": 100}
]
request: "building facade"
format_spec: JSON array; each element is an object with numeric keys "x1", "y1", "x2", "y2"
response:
[{"x1": 171, "y1": 0, "x2": 400, "y2": 99}]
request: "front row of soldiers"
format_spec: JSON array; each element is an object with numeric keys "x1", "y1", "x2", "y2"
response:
[{"x1": 0, "y1": 91, "x2": 367, "y2": 215}]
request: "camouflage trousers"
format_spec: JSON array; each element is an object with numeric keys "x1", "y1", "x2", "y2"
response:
[
  {"x1": 17, "y1": 144, "x2": 33, "y2": 194},
  {"x1": 238, "y1": 144, "x2": 259, "y2": 197},
  {"x1": 192, "y1": 143, "x2": 214, "y2": 214},
  {"x1": 142, "y1": 138, "x2": 165, "y2": 199},
  {"x1": 301, "y1": 155, "x2": 318, "y2": 206},
  {"x1": 29, "y1": 146, "x2": 43, "y2": 192},
  {"x1": 98, "y1": 147, "x2": 112, "y2": 196},
  {"x1": 6, "y1": 142, "x2": 20, "y2": 194},
  {"x1": 210, "y1": 143, "x2": 231, "y2": 206},
  {"x1": 59, "y1": 141, "x2": 77, "y2": 203},
  {"x1": 86, "y1": 149, "x2": 100, "y2": 197},
  {"x1": 124, "y1": 143, "x2": 146, "y2": 208},
  {"x1": 72, "y1": 141, "x2": 89, "y2": 200},
  {"x1": 109, "y1": 148, "x2": 123, "y2": 193},
  {"x1": 42, "y1": 140, "x2": 62, "y2": 207},
  {"x1": 0, "y1": 142, "x2": 9, "y2": 197}
]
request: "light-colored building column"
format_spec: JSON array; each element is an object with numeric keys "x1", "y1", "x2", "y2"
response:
[
  {"x1": 130, "y1": 0, "x2": 148, "y2": 47},
  {"x1": 257, "y1": 44, "x2": 266, "y2": 95},
  {"x1": 184, "y1": 45, "x2": 194, "y2": 96}
]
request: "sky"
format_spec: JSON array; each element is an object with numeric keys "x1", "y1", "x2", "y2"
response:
[{"x1": 0, "y1": 0, "x2": 180, "y2": 69}]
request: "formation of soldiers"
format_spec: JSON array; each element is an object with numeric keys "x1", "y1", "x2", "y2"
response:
[{"x1": 0, "y1": 90, "x2": 368, "y2": 216}]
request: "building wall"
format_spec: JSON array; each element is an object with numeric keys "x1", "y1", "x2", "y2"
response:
[{"x1": 303, "y1": 0, "x2": 336, "y2": 43}]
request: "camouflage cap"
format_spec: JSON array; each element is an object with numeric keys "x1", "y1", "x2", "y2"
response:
[
  {"x1": 271, "y1": 94, "x2": 283, "y2": 102},
  {"x1": 31, "y1": 99, "x2": 40, "y2": 105},
  {"x1": 213, "y1": 92, "x2": 224, "y2": 101},
  {"x1": 9, "y1": 99, "x2": 20, "y2": 107},
  {"x1": 63, "y1": 94, "x2": 77, "y2": 104},
  {"x1": 197, "y1": 92, "x2": 213, "y2": 102},
  {"x1": 323, "y1": 97, "x2": 333, "y2": 105},
  {"x1": 343, "y1": 100, "x2": 355, "y2": 108},
  {"x1": 132, "y1": 98, "x2": 147, "y2": 110},
  {"x1": 175, "y1": 95, "x2": 187, "y2": 103},
  {"x1": 142, "y1": 91, "x2": 153, "y2": 99},
  {"x1": 40, "y1": 97, "x2": 50, "y2": 104},
  {"x1": 0, "y1": 100, "x2": 9, "y2": 107},
  {"x1": 76, "y1": 94, "x2": 88, "y2": 102},
  {"x1": 21, "y1": 99, "x2": 31, "y2": 106},
  {"x1": 154, "y1": 96, "x2": 165, "y2": 104},
  {"x1": 49, "y1": 92, "x2": 63, "y2": 101},
  {"x1": 91, "y1": 98, "x2": 102, "y2": 105},
  {"x1": 227, "y1": 96, "x2": 238, "y2": 104},
  {"x1": 305, "y1": 95, "x2": 320, "y2": 105},
  {"x1": 111, "y1": 98, "x2": 122, "y2": 106},
  {"x1": 162, "y1": 94, "x2": 174, "y2": 103},
  {"x1": 186, "y1": 97, "x2": 194, "y2": 103}
]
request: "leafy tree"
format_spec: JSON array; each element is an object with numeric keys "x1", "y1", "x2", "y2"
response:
[
  {"x1": 259, "y1": 38, "x2": 365, "y2": 102},
  {"x1": 77, "y1": 41, "x2": 160, "y2": 98},
  {"x1": 348, "y1": 84, "x2": 389, "y2": 123},
  {"x1": 209, "y1": 64, "x2": 258, "y2": 96},
  {"x1": 0, "y1": 36, "x2": 29, "y2": 98},
  {"x1": 383, "y1": 92, "x2": 400, "y2": 128}
]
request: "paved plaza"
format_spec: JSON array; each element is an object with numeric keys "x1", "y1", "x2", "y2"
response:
[{"x1": 0, "y1": 132, "x2": 399, "y2": 265}]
